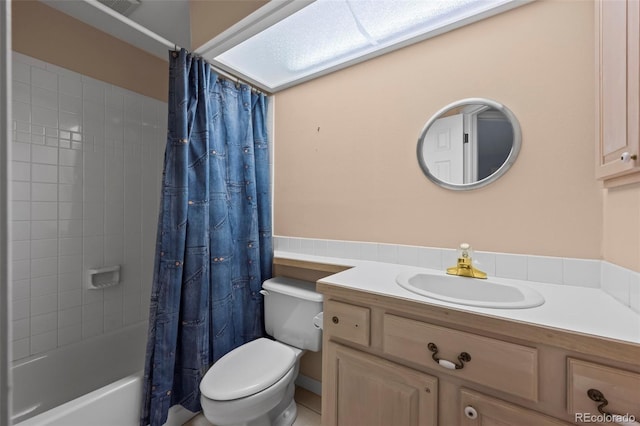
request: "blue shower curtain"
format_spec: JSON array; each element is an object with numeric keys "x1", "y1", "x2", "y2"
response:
[{"x1": 140, "y1": 49, "x2": 273, "y2": 426}]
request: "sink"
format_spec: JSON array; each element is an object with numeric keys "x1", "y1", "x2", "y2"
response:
[{"x1": 396, "y1": 272, "x2": 545, "y2": 309}]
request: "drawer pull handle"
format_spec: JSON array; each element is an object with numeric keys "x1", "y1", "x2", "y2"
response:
[
  {"x1": 587, "y1": 388, "x2": 629, "y2": 419},
  {"x1": 332, "y1": 316, "x2": 339, "y2": 324},
  {"x1": 427, "y1": 342, "x2": 471, "y2": 370}
]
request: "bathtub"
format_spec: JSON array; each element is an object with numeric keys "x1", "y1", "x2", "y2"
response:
[
  {"x1": 12, "y1": 322, "x2": 147, "y2": 423},
  {"x1": 15, "y1": 372, "x2": 197, "y2": 426},
  {"x1": 12, "y1": 322, "x2": 196, "y2": 426},
  {"x1": 12, "y1": 321, "x2": 196, "y2": 426}
]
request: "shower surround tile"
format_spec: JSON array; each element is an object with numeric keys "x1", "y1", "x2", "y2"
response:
[{"x1": 9, "y1": 52, "x2": 166, "y2": 361}]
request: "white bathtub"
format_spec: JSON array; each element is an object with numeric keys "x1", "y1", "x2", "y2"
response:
[
  {"x1": 13, "y1": 321, "x2": 196, "y2": 426},
  {"x1": 13, "y1": 322, "x2": 148, "y2": 423},
  {"x1": 15, "y1": 372, "x2": 197, "y2": 426}
]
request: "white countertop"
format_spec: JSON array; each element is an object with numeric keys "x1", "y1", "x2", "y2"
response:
[{"x1": 275, "y1": 250, "x2": 640, "y2": 345}]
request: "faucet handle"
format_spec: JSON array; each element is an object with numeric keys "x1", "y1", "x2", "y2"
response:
[{"x1": 459, "y1": 243, "x2": 472, "y2": 258}]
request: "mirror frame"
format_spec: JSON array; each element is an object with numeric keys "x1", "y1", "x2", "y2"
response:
[{"x1": 416, "y1": 98, "x2": 522, "y2": 191}]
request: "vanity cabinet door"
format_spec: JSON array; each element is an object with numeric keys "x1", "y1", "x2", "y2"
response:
[
  {"x1": 567, "y1": 358, "x2": 640, "y2": 425},
  {"x1": 596, "y1": 0, "x2": 640, "y2": 186},
  {"x1": 323, "y1": 342, "x2": 438, "y2": 426},
  {"x1": 460, "y1": 389, "x2": 571, "y2": 426}
]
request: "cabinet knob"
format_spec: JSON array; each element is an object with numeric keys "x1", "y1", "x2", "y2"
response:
[
  {"x1": 464, "y1": 405, "x2": 478, "y2": 419},
  {"x1": 332, "y1": 316, "x2": 339, "y2": 324},
  {"x1": 620, "y1": 152, "x2": 638, "y2": 163}
]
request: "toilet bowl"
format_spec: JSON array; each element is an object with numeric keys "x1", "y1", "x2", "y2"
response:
[{"x1": 200, "y1": 277, "x2": 323, "y2": 426}]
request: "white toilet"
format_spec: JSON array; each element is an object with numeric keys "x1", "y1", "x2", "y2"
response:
[{"x1": 200, "y1": 277, "x2": 324, "y2": 426}]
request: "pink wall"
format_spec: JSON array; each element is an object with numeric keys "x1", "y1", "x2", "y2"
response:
[
  {"x1": 603, "y1": 185, "x2": 640, "y2": 271},
  {"x1": 12, "y1": 0, "x2": 167, "y2": 102},
  {"x1": 273, "y1": 0, "x2": 605, "y2": 261}
]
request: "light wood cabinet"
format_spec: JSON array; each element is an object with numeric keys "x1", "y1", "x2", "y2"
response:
[
  {"x1": 383, "y1": 313, "x2": 538, "y2": 402},
  {"x1": 460, "y1": 389, "x2": 571, "y2": 426},
  {"x1": 318, "y1": 287, "x2": 640, "y2": 426},
  {"x1": 567, "y1": 358, "x2": 640, "y2": 425},
  {"x1": 596, "y1": 0, "x2": 640, "y2": 187},
  {"x1": 323, "y1": 300, "x2": 370, "y2": 347},
  {"x1": 323, "y1": 343, "x2": 438, "y2": 426}
]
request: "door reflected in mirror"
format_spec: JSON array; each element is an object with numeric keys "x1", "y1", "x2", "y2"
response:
[{"x1": 417, "y1": 98, "x2": 521, "y2": 190}]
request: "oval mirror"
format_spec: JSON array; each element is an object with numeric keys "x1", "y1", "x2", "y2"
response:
[{"x1": 417, "y1": 98, "x2": 521, "y2": 190}]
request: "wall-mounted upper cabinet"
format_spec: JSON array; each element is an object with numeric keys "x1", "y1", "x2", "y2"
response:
[{"x1": 596, "y1": 0, "x2": 640, "y2": 188}]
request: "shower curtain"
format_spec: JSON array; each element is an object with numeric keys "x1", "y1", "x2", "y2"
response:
[{"x1": 141, "y1": 49, "x2": 273, "y2": 426}]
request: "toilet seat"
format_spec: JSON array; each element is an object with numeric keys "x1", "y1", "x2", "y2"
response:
[{"x1": 200, "y1": 338, "x2": 296, "y2": 401}]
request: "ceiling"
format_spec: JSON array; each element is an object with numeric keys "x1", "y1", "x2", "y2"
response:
[
  {"x1": 40, "y1": 0, "x2": 530, "y2": 93},
  {"x1": 41, "y1": 0, "x2": 193, "y2": 60},
  {"x1": 125, "y1": 0, "x2": 192, "y2": 49}
]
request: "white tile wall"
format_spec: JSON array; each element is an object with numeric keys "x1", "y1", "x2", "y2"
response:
[
  {"x1": 274, "y1": 236, "x2": 640, "y2": 314},
  {"x1": 10, "y1": 52, "x2": 166, "y2": 361}
]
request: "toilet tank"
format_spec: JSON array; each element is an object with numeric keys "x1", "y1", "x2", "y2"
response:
[{"x1": 262, "y1": 277, "x2": 323, "y2": 352}]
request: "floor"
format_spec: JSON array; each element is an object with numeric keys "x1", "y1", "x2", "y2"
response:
[
  {"x1": 183, "y1": 388, "x2": 321, "y2": 426},
  {"x1": 183, "y1": 404, "x2": 320, "y2": 426}
]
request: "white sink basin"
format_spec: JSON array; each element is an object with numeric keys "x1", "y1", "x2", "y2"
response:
[{"x1": 396, "y1": 272, "x2": 545, "y2": 309}]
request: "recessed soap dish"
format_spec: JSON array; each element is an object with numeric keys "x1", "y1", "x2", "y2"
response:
[{"x1": 87, "y1": 265, "x2": 121, "y2": 290}]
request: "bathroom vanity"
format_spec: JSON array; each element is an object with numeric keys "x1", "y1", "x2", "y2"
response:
[{"x1": 274, "y1": 255, "x2": 640, "y2": 426}]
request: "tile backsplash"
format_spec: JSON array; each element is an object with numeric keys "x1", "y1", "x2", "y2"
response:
[
  {"x1": 274, "y1": 236, "x2": 640, "y2": 313},
  {"x1": 10, "y1": 52, "x2": 166, "y2": 361}
]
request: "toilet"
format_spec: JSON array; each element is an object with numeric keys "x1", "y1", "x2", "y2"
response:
[{"x1": 200, "y1": 277, "x2": 324, "y2": 426}]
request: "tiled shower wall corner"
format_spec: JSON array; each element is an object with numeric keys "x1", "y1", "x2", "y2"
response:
[{"x1": 10, "y1": 52, "x2": 166, "y2": 361}]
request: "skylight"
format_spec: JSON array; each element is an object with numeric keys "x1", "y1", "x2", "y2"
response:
[{"x1": 202, "y1": 0, "x2": 529, "y2": 93}]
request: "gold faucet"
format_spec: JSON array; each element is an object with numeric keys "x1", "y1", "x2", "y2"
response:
[{"x1": 446, "y1": 243, "x2": 487, "y2": 279}]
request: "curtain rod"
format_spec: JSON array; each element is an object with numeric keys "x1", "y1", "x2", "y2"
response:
[
  {"x1": 83, "y1": 1, "x2": 267, "y2": 94},
  {"x1": 169, "y1": 49, "x2": 267, "y2": 95},
  {"x1": 211, "y1": 65, "x2": 268, "y2": 95}
]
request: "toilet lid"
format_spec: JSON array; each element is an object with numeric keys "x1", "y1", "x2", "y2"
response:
[{"x1": 200, "y1": 338, "x2": 296, "y2": 401}]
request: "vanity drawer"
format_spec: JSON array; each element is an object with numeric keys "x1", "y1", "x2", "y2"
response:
[
  {"x1": 383, "y1": 314, "x2": 538, "y2": 401},
  {"x1": 567, "y1": 358, "x2": 640, "y2": 423},
  {"x1": 324, "y1": 300, "x2": 370, "y2": 347},
  {"x1": 460, "y1": 389, "x2": 571, "y2": 425}
]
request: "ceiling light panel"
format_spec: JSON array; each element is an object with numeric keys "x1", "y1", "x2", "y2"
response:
[{"x1": 213, "y1": 0, "x2": 526, "y2": 92}]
